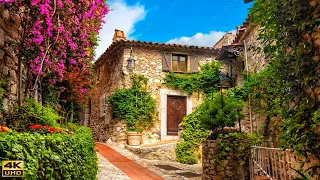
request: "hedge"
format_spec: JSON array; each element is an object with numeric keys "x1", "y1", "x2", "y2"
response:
[{"x1": 0, "y1": 126, "x2": 97, "y2": 180}]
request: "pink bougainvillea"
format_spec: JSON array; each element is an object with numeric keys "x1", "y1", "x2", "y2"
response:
[{"x1": 1, "y1": 0, "x2": 108, "y2": 100}]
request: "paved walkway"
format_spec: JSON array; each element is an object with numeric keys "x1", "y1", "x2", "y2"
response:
[{"x1": 96, "y1": 143, "x2": 164, "y2": 180}]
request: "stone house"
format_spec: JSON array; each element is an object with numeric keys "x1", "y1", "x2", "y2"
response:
[{"x1": 85, "y1": 29, "x2": 223, "y2": 144}]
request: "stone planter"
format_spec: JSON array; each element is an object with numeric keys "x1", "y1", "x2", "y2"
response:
[
  {"x1": 127, "y1": 132, "x2": 142, "y2": 146},
  {"x1": 202, "y1": 140, "x2": 248, "y2": 180}
]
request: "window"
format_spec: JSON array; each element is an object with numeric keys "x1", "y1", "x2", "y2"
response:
[
  {"x1": 172, "y1": 54, "x2": 187, "y2": 72},
  {"x1": 100, "y1": 94, "x2": 107, "y2": 117},
  {"x1": 162, "y1": 52, "x2": 198, "y2": 73}
]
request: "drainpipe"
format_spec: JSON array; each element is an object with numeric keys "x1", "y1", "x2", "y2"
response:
[{"x1": 244, "y1": 40, "x2": 253, "y2": 134}]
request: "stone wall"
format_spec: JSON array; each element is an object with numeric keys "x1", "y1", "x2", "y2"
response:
[
  {"x1": 202, "y1": 140, "x2": 249, "y2": 180},
  {"x1": 244, "y1": 26, "x2": 269, "y2": 74},
  {"x1": 236, "y1": 26, "x2": 270, "y2": 137},
  {"x1": 87, "y1": 46, "x2": 127, "y2": 142},
  {"x1": 0, "y1": 5, "x2": 27, "y2": 113}
]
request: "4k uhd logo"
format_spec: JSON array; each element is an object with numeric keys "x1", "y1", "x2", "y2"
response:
[{"x1": 2, "y1": 160, "x2": 24, "y2": 177}]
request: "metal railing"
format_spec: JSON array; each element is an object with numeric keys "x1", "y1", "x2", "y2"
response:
[{"x1": 250, "y1": 146, "x2": 294, "y2": 180}]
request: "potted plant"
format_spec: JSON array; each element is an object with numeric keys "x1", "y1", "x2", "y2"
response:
[{"x1": 109, "y1": 75, "x2": 156, "y2": 146}]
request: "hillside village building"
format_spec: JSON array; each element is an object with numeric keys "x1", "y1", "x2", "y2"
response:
[{"x1": 84, "y1": 29, "x2": 234, "y2": 143}]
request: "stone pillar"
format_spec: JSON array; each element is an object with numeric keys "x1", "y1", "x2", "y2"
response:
[{"x1": 202, "y1": 140, "x2": 248, "y2": 180}]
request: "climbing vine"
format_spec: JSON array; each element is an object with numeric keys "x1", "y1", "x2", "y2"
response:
[
  {"x1": 108, "y1": 75, "x2": 156, "y2": 132},
  {"x1": 164, "y1": 61, "x2": 221, "y2": 95},
  {"x1": 250, "y1": 0, "x2": 320, "y2": 170}
]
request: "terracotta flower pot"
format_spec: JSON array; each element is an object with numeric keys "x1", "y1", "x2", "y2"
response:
[{"x1": 127, "y1": 132, "x2": 142, "y2": 146}]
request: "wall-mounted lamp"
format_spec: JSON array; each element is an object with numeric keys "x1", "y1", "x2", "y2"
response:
[{"x1": 127, "y1": 47, "x2": 135, "y2": 71}]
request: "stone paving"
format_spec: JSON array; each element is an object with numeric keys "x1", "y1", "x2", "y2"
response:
[
  {"x1": 96, "y1": 143, "x2": 164, "y2": 180},
  {"x1": 109, "y1": 143, "x2": 202, "y2": 180},
  {"x1": 97, "y1": 153, "x2": 130, "y2": 180}
]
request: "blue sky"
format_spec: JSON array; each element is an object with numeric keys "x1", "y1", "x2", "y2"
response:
[{"x1": 95, "y1": 0, "x2": 253, "y2": 58}]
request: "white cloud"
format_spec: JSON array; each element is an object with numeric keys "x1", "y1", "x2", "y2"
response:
[
  {"x1": 167, "y1": 31, "x2": 229, "y2": 47},
  {"x1": 95, "y1": 0, "x2": 147, "y2": 59}
]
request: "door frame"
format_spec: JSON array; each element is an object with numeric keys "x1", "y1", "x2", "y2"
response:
[{"x1": 160, "y1": 89, "x2": 192, "y2": 141}]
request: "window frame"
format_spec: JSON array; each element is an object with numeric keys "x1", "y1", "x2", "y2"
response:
[{"x1": 171, "y1": 54, "x2": 188, "y2": 73}]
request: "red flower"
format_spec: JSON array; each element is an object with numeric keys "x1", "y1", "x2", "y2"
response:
[
  {"x1": 1, "y1": 127, "x2": 6, "y2": 132},
  {"x1": 45, "y1": 125, "x2": 49, "y2": 129},
  {"x1": 49, "y1": 127, "x2": 55, "y2": 133},
  {"x1": 29, "y1": 124, "x2": 43, "y2": 129}
]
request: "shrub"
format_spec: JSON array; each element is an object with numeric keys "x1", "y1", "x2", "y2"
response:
[
  {"x1": 176, "y1": 104, "x2": 210, "y2": 164},
  {"x1": 0, "y1": 125, "x2": 97, "y2": 180},
  {"x1": 108, "y1": 75, "x2": 156, "y2": 132},
  {"x1": 200, "y1": 92, "x2": 245, "y2": 133},
  {"x1": 175, "y1": 142, "x2": 198, "y2": 164},
  {"x1": 6, "y1": 99, "x2": 61, "y2": 132}
]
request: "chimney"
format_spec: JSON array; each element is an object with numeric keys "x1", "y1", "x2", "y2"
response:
[{"x1": 113, "y1": 29, "x2": 126, "y2": 42}]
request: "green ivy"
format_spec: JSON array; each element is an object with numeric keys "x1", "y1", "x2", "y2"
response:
[
  {"x1": 250, "y1": 0, "x2": 320, "y2": 167},
  {"x1": 108, "y1": 75, "x2": 156, "y2": 132},
  {"x1": 164, "y1": 61, "x2": 221, "y2": 95},
  {"x1": 0, "y1": 125, "x2": 97, "y2": 180}
]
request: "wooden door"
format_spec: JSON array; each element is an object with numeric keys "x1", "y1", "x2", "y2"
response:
[{"x1": 167, "y1": 96, "x2": 186, "y2": 136}]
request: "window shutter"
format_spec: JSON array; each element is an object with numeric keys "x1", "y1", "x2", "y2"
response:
[
  {"x1": 162, "y1": 52, "x2": 172, "y2": 71},
  {"x1": 190, "y1": 55, "x2": 199, "y2": 73}
]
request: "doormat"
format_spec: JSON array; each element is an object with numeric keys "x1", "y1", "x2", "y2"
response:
[{"x1": 154, "y1": 165, "x2": 182, "y2": 171}]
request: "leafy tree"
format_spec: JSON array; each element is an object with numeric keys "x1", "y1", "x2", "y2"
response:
[{"x1": 200, "y1": 92, "x2": 245, "y2": 133}]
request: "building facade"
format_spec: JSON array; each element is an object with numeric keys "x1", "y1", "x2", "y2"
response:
[{"x1": 85, "y1": 30, "x2": 223, "y2": 144}]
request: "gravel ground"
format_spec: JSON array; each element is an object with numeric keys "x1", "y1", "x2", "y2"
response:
[
  {"x1": 96, "y1": 152, "x2": 130, "y2": 180},
  {"x1": 109, "y1": 144, "x2": 203, "y2": 180}
]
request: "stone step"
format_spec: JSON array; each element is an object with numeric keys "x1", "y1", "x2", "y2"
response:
[{"x1": 125, "y1": 140, "x2": 178, "y2": 161}]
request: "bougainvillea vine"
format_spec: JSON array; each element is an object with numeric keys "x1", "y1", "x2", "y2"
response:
[{"x1": 0, "y1": 0, "x2": 108, "y2": 101}]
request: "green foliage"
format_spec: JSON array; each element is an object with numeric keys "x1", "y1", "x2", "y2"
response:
[
  {"x1": 0, "y1": 125, "x2": 97, "y2": 180},
  {"x1": 250, "y1": 0, "x2": 320, "y2": 165},
  {"x1": 6, "y1": 99, "x2": 61, "y2": 132},
  {"x1": 214, "y1": 133, "x2": 261, "y2": 171},
  {"x1": 164, "y1": 61, "x2": 221, "y2": 95},
  {"x1": 175, "y1": 142, "x2": 198, "y2": 164},
  {"x1": 108, "y1": 75, "x2": 156, "y2": 132},
  {"x1": 176, "y1": 105, "x2": 210, "y2": 164},
  {"x1": 200, "y1": 92, "x2": 245, "y2": 132}
]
